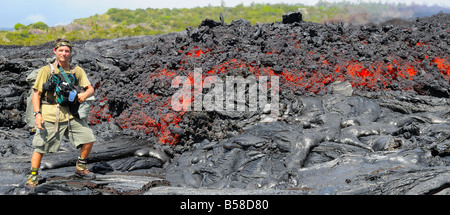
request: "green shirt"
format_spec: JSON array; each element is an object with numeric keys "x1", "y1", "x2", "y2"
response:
[{"x1": 33, "y1": 62, "x2": 91, "y2": 122}]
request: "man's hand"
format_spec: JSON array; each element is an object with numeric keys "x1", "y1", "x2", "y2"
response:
[
  {"x1": 35, "y1": 114, "x2": 44, "y2": 130},
  {"x1": 77, "y1": 84, "x2": 94, "y2": 103},
  {"x1": 77, "y1": 92, "x2": 89, "y2": 103}
]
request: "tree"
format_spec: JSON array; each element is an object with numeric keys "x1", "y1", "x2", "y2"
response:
[
  {"x1": 29, "y1": 22, "x2": 49, "y2": 30},
  {"x1": 14, "y1": 23, "x2": 27, "y2": 31}
]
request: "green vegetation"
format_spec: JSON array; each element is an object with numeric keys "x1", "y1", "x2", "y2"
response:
[{"x1": 0, "y1": 2, "x2": 443, "y2": 46}]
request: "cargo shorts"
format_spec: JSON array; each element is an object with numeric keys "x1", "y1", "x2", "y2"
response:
[{"x1": 32, "y1": 118, "x2": 96, "y2": 154}]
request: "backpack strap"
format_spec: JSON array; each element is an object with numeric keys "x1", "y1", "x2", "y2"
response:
[
  {"x1": 49, "y1": 63, "x2": 56, "y2": 74},
  {"x1": 42, "y1": 64, "x2": 57, "y2": 105},
  {"x1": 49, "y1": 62, "x2": 76, "y2": 75},
  {"x1": 57, "y1": 66, "x2": 73, "y2": 85},
  {"x1": 50, "y1": 62, "x2": 72, "y2": 84},
  {"x1": 50, "y1": 63, "x2": 77, "y2": 84},
  {"x1": 48, "y1": 63, "x2": 62, "y2": 132}
]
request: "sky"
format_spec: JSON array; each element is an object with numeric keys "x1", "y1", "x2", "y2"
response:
[{"x1": 1, "y1": 0, "x2": 450, "y2": 28}]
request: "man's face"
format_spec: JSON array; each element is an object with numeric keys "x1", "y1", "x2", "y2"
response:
[{"x1": 53, "y1": 46, "x2": 71, "y2": 64}]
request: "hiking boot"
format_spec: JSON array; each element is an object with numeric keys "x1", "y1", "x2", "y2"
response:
[
  {"x1": 25, "y1": 168, "x2": 39, "y2": 192},
  {"x1": 75, "y1": 168, "x2": 96, "y2": 180},
  {"x1": 75, "y1": 157, "x2": 96, "y2": 180}
]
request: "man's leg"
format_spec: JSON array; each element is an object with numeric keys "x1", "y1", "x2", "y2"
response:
[
  {"x1": 31, "y1": 151, "x2": 43, "y2": 169},
  {"x1": 75, "y1": 142, "x2": 96, "y2": 179},
  {"x1": 26, "y1": 151, "x2": 43, "y2": 189},
  {"x1": 80, "y1": 142, "x2": 94, "y2": 159},
  {"x1": 70, "y1": 118, "x2": 96, "y2": 179}
]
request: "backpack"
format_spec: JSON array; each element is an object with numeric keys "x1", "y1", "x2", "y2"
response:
[
  {"x1": 24, "y1": 61, "x2": 95, "y2": 128},
  {"x1": 45, "y1": 63, "x2": 80, "y2": 107}
]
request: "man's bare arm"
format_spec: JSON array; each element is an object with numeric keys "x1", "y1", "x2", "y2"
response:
[{"x1": 32, "y1": 89, "x2": 44, "y2": 130}]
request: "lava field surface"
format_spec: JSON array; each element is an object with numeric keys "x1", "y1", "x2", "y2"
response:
[{"x1": 1, "y1": 12, "x2": 450, "y2": 194}]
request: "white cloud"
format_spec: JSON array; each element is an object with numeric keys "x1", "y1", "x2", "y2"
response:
[{"x1": 25, "y1": 14, "x2": 47, "y2": 23}]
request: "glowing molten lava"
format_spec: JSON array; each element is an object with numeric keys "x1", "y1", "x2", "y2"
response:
[{"x1": 88, "y1": 45, "x2": 450, "y2": 145}]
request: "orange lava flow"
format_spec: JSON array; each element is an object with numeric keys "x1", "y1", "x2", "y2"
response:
[{"x1": 88, "y1": 45, "x2": 450, "y2": 145}]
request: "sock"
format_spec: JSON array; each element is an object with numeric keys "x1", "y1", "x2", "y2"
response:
[
  {"x1": 30, "y1": 167, "x2": 38, "y2": 175},
  {"x1": 76, "y1": 156, "x2": 88, "y2": 170},
  {"x1": 77, "y1": 156, "x2": 87, "y2": 163}
]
